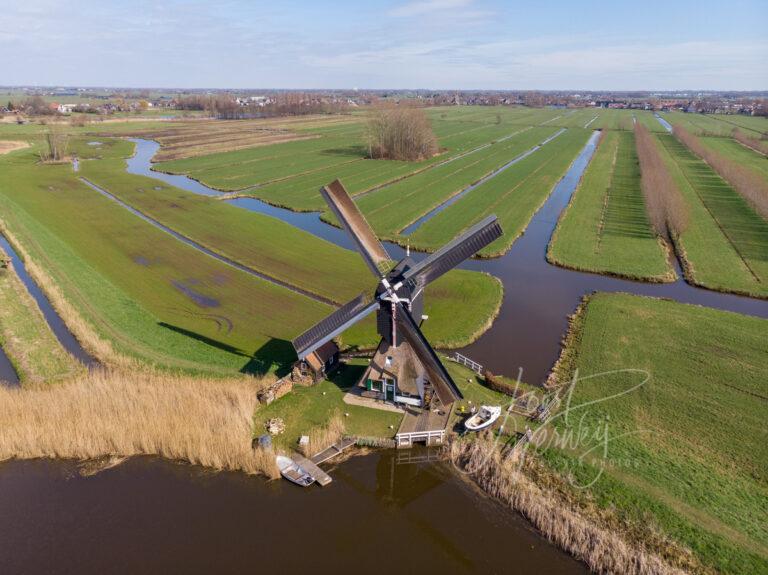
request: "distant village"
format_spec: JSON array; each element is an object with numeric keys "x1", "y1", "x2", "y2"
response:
[{"x1": 2, "y1": 86, "x2": 766, "y2": 118}]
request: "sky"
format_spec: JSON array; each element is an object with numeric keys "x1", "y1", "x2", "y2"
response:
[{"x1": 2, "y1": 0, "x2": 767, "y2": 90}]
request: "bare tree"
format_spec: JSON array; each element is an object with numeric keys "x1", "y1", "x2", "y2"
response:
[
  {"x1": 365, "y1": 104, "x2": 438, "y2": 161},
  {"x1": 635, "y1": 124, "x2": 689, "y2": 238},
  {"x1": 675, "y1": 125, "x2": 768, "y2": 219},
  {"x1": 39, "y1": 127, "x2": 69, "y2": 163}
]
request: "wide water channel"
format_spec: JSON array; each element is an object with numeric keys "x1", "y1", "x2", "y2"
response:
[
  {"x1": 0, "y1": 452, "x2": 585, "y2": 574},
  {"x1": 1, "y1": 132, "x2": 765, "y2": 573}
]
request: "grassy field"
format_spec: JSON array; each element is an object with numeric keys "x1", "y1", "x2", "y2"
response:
[
  {"x1": 666, "y1": 112, "x2": 768, "y2": 138},
  {"x1": 351, "y1": 126, "x2": 556, "y2": 237},
  {"x1": 545, "y1": 292, "x2": 768, "y2": 575},
  {"x1": 656, "y1": 133, "x2": 768, "y2": 298},
  {"x1": 0, "y1": 140, "x2": 502, "y2": 375},
  {"x1": 548, "y1": 130, "x2": 673, "y2": 280},
  {"x1": 0, "y1": 246, "x2": 82, "y2": 384},
  {"x1": 408, "y1": 128, "x2": 592, "y2": 255},
  {"x1": 699, "y1": 135, "x2": 768, "y2": 182}
]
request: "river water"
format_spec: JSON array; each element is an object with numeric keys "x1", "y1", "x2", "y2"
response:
[
  {"x1": 0, "y1": 452, "x2": 585, "y2": 575},
  {"x1": 2, "y1": 132, "x2": 765, "y2": 573}
]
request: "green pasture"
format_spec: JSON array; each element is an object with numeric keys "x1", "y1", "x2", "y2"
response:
[
  {"x1": 657, "y1": 134, "x2": 768, "y2": 298},
  {"x1": 548, "y1": 130, "x2": 672, "y2": 280},
  {"x1": 409, "y1": 128, "x2": 592, "y2": 255},
  {"x1": 699, "y1": 135, "x2": 768, "y2": 182},
  {"x1": 353, "y1": 126, "x2": 555, "y2": 238},
  {"x1": 0, "y1": 142, "x2": 502, "y2": 374},
  {"x1": 544, "y1": 292, "x2": 768, "y2": 574}
]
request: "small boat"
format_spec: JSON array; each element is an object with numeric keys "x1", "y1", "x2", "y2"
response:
[
  {"x1": 464, "y1": 405, "x2": 502, "y2": 432},
  {"x1": 276, "y1": 455, "x2": 315, "y2": 487}
]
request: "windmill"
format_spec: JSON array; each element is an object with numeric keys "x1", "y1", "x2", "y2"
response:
[{"x1": 292, "y1": 180, "x2": 502, "y2": 409}]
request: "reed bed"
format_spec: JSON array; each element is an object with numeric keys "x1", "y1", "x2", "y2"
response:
[
  {"x1": 0, "y1": 369, "x2": 279, "y2": 479},
  {"x1": 449, "y1": 437, "x2": 688, "y2": 575},
  {"x1": 300, "y1": 410, "x2": 345, "y2": 457},
  {"x1": 733, "y1": 128, "x2": 768, "y2": 156}
]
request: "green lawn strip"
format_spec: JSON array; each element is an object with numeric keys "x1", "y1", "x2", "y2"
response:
[
  {"x1": 548, "y1": 131, "x2": 672, "y2": 281},
  {"x1": 545, "y1": 292, "x2": 768, "y2": 573},
  {"x1": 410, "y1": 128, "x2": 591, "y2": 256},
  {"x1": 253, "y1": 359, "x2": 404, "y2": 450},
  {"x1": 0, "y1": 244, "x2": 83, "y2": 384},
  {"x1": 700, "y1": 135, "x2": 768, "y2": 181},
  {"x1": 79, "y1": 155, "x2": 377, "y2": 304},
  {"x1": 633, "y1": 110, "x2": 667, "y2": 133},
  {"x1": 657, "y1": 134, "x2": 768, "y2": 297},
  {"x1": 353, "y1": 127, "x2": 555, "y2": 237},
  {"x1": 0, "y1": 146, "x2": 331, "y2": 374}
]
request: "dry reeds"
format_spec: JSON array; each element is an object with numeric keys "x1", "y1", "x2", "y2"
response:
[
  {"x1": 675, "y1": 125, "x2": 768, "y2": 219},
  {"x1": 0, "y1": 368, "x2": 279, "y2": 479},
  {"x1": 366, "y1": 104, "x2": 438, "y2": 161},
  {"x1": 635, "y1": 124, "x2": 689, "y2": 238},
  {"x1": 300, "y1": 410, "x2": 345, "y2": 457},
  {"x1": 449, "y1": 437, "x2": 690, "y2": 575}
]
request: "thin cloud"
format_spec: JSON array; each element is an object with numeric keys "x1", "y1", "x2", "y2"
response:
[{"x1": 389, "y1": 0, "x2": 474, "y2": 17}]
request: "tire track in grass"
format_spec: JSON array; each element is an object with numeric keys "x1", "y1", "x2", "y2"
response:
[{"x1": 79, "y1": 177, "x2": 340, "y2": 307}]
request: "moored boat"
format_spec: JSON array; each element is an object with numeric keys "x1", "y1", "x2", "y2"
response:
[
  {"x1": 276, "y1": 455, "x2": 316, "y2": 487},
  {"x1": 464, "y1": 405, "x2": 502, "y2": 432}
]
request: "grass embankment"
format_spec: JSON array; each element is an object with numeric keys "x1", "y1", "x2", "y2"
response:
[
  {"x1": 548, "y1": 130, "x2": 673, "y2": 281},
  {"x1": 656, "y1": 134, "x2": 768, "y2": 298},
  {"x1": 0, "y1": 368, "x2": 280, "y2": 478},
  {"x1": 0, "y1": 247, "x2": 82, "y2": 384},
  {"x1": 543, "y1": 292, "x2": 768, "y2": 574},
  {"x1": 409, "y1": 128, "x2": 592, "y2": 256}
]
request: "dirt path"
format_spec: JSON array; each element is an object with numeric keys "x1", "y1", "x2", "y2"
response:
[{"x1": 0, "y1": 141, "x2": 29, "y2": 155}]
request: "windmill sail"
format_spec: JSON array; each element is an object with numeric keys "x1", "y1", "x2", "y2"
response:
[
  {"x1": 400, "y1": 215, "x2": 502, "y2": 289},
  {"x1": 293, "y1": 293, "x2": 379, "y2": 359},
  {"x1": 321, "y1": 180, "x2": 392, "y2": 277},
  {"x1": 395, "y1": 302, "x2": 462, "y2": 405}
]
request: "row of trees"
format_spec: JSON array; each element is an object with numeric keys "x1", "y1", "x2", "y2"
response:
[
  {"x1": 635, "y1": 124, "x2": 689, "y2": 238},
  {"x1": 175, "y1": 93, "x2": 349, "y2": 120},
  {"x1": 365, "y1": 105, "x2": 438, "y2": 161},
  {"x1": 674, "y1": 125, "x2": 768, "y2": 219},
  {"x1": 732, "y1": 128, "x2": 768, "y2": 156}
]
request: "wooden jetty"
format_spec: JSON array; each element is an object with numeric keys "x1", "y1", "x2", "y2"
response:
[
  {"x1": 291, "y1": 453, "x2": 333, "y2": 487},
  {"x1": 285, "y1": 437, "x2": 357, "y2": 487},
  {"x1": 311, "y1": 437, "x2": 356, "y2": 465}
]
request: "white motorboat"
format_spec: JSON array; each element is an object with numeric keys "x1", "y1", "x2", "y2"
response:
[
  {"x1": 464, "y1": 405, "x2": 502, "y2": 432},
  {"x1": 276, "y1": 455, "x2": 315, "y2": 487}
]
